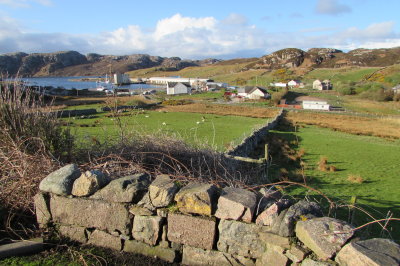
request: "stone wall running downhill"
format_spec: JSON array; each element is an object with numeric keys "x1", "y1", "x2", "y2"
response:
[
  {"x1": 227, "y1": 109, "x2": 284, "y2": 158},
  {"x1": 34, "y1": 164, "x2": 400, "y2": 265}
]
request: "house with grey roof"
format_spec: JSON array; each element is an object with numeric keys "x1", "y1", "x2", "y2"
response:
[
  {"x1": 237, "y1": 86, "x2": 270, "y2": 99},
  {"x1": 166, "y1": 82, "x2": 191, "y2": 95}
]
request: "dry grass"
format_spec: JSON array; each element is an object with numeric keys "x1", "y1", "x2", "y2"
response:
[
  {"x1": 54, "y1": 95, "x2": 158, "y2": 107},
  {"x1": 287, "y1": 111, "x2": 400, "y2": 139},
  {"x1": 318, "y1": 156, "x2": 329, "y2": 172},
  {"x1": 160, "y1": 103, "x2": 280, "y2": 118},
  {"x1": 0, "y1": 80, "x2": 72, "y2": 237},
  {"x1": 329, "y1": 165, "x2": 337, "y2": 172},
  {"x1": 347, "y1": 174, "x2": 364, "y2": 184}
]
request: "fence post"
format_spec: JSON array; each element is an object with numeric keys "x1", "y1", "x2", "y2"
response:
[{"x1": 349, "y1": 196, "x2": 358, "y2": 224}]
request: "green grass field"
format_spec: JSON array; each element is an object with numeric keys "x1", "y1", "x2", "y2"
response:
[
  {"x1": 303, "y1": 67, "x2": 381, "y2": 84},
  {"x1": 273, "y1": 125, "x2": 400, "y2": 240},
  {"x1": 67, "y1": 110, "x2": 267, "y2": 151}
]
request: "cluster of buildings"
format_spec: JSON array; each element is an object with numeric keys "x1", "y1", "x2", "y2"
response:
[{"x1": 137, "y1": 75, "x2": 336, "y2": 111}]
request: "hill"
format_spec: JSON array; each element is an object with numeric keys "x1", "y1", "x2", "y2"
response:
[
  {"x1": 1, "y1": 47, "x2": 400, "y2": 78},
  {"x1": 0, "y1": 51, "x2": 220, "y2": 77}
]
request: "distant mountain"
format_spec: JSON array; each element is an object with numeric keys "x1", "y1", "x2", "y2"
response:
[
  {"x1": 251, "y1": 47, "x2": 400, "y2": 70},
  {"x1": 0, "y1": 51, "x2": 221, "y2": 77},
  {"x1": 1, "y1": 47, "x2": 400, "y2": 77}
]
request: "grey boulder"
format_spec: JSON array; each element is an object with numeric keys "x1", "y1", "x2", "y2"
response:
[
  {"x1": 39, "y1": 164, "x2": 81, "y2": 195},
  {"x1": 91, "y1": 174, "x2": 150, "y2": 203}
]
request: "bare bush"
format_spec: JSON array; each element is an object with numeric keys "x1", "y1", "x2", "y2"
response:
[
  {"x1": 76, "y1": 133, "x2": 266, "y2": 188},
  {"x1": 0, "y1": 78, "x2": 72, "y2": 236}
]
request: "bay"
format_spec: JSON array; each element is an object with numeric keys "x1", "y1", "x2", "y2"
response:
[{"x1": 19, "y1": 76, "x2": 160, "y2": 91}]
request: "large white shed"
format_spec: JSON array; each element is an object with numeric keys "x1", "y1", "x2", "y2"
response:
[{"x1": 302, "y1": 100, "x2": 330, "y2": 111}]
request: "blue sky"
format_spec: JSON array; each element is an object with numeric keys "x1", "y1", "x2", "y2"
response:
[{"x1": 0, "y1": 0, "x2": 399, "y2": 59}]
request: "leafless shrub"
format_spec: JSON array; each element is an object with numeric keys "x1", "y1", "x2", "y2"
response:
[
  {"x1": 76, "y1": 133, "x2": 266, "y2": 188},
  {"x1": 0, "y1": 77, "x2": 71, "y2": 237}
]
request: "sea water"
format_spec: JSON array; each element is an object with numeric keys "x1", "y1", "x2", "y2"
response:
[{"x1": 19, "y1": 76, "x2": 159, "y2": 91}]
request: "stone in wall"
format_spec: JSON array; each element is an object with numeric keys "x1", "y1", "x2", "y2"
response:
[
  {"x1": 149, "y1": 175, "x2": 179, "y2": 207},
  {"x1": 91, "y1": 174, "x2": 150, "y2": 203},
  {"x1": 217, "y1": 219, "x2": 266, "y2": 259},
  {"x1": 256, "y1": 199, "x2": 291, "y2": 226},
  {"x1": 132, "y1": 215, "x2": 163, "y2": 246},
  {"x1": 50, "y1": 195, "x2": 131, "y2": 235},
  {"x1": 296, "y1": 217, "x2": 354, "y2": 260},
  {"x1": 39, "y1": 164, "x2": 81, "y2": 195},
  {"x1": 255, "y1": 247, "x2": 289, "y2": 266},
  {"x1": 285, "y1": 245, "x2": 309, "y2": 263},
  {"x1": 182, "y1": 246, "x2": 255, "y2": 266},
  {"x1": 257, "y1": 187, "x2": 283, "y2": 212},
  {"x1": 335, "y1": 238, "x2": 400, "y2": 266},
  {"x1": 258, "y1": 232, "x2": 291, "y2": 251},
  {"x1": 124, "y1": 239, "x2": 177, "y2": 263},
  {"x1": 167, "y1": 213, "x2": 216, "y2": 250},
  {"x1": 34, "y1": 193, "x2": 51, "y2": 227},
  {"x1": 72, "y1": 170, "x2": 110, "y2": 197},
  {"x1": 271, "y1": 200, "x2": 323, "y2": 237},
  {"x1": 129, "y1": 205, "x2": 155, "y2": 216},
  {"x1": 87, "y1": 230, "x2": 121, "y2": 250},
  {"x1": 136, "y1": 192, "x2": 157, "y2": 212},
  {"x1": 215, "y1": 187, "x2": 257, "y2": 223},
  {"x1": 58, "y1": 225, "x2": 87, "y2": 243},
  {"x1": 174, "y1": 182, "x2": 218, "y2": 216},
  {"x1": 300, "y1": 258, "x2": 333, "y2": 265}
]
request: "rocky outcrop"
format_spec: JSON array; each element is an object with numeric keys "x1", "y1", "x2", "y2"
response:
[
  {"x1": 259, "y1": 48, "x2": 306, "y2": 69},
  {"x1": 252, "y1": 46, "x2": 400, "y2": 70},
  {"x1": 0, "y1": 51, "x2": 217, "y2": 77},
  {"x1": 19, "y1": 51, "x2": 88, "y2": 76},
  {"x1": 0, "y1": 52, "x2": 27, "y2": 75},
  {"x1": 307, "y1": 48, "x2": 343, "y2": 65}
]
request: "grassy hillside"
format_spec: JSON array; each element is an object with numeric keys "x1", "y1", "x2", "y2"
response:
[
  {"x1": 302, "y1": 67, "x2": 380, "y2": 84},
  {"x1": 126, "y1": 59, "x2": 272, "y2": 84},
  {"x1": 66, "y1": 109, "x2": 267, "y2": 151},
  {"x1": 279, "y1": 125, "x2": 400, "y2": 240}
]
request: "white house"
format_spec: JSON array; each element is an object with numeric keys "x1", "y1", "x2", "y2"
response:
[
  {"x1": 238, "y1": 86, "x2": 270, "y2": 99},
  {"x1": 392, "y1": 85, "x2": 400, "y2": 94},
  {"x1": 313, "y1": 79, "x2": 332, "y2": 90},
  {"x1": 166, "y1": 82, "x2": 191, "y2": 95},
  {"x1": 270, "y1": 82, "x2": 288, "y2": 88},
  {"x1": 302, "y1": 100, "x2": 330, "y2": 111},
  {"x1": 113, "y1": 73, "x2": 131, "y2": 85},
  {"x1": 148, "y1": 77, "x2": 211, "y2": 87},
  {"x1": 288, "y1": 80, "x2": 301, "y2": 88}
]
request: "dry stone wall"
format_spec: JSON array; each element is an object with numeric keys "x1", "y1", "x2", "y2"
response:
[
  {"x1": 227, "y1": 109, "x2": 284, "y2": 157},
  {"x1": 35, "y1": 164, "x2": 400, "y2": 265}
]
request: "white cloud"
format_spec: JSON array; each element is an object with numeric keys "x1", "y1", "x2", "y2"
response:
[
  {"x1": 1, "y1": 13, "x2": 400, "y2": 59},
  {"x1": 0, "y1": 0, "x2": 52, "y2": 8},
  {"x1": 341, "y1": 22, "x2": 395, "y2": 39},
  {"x1": 315, "y1": 0, "x2": 351, "y2": 15},
  {"x1": 153, "y1": 13, "x2": 217, "y2": 41}
]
